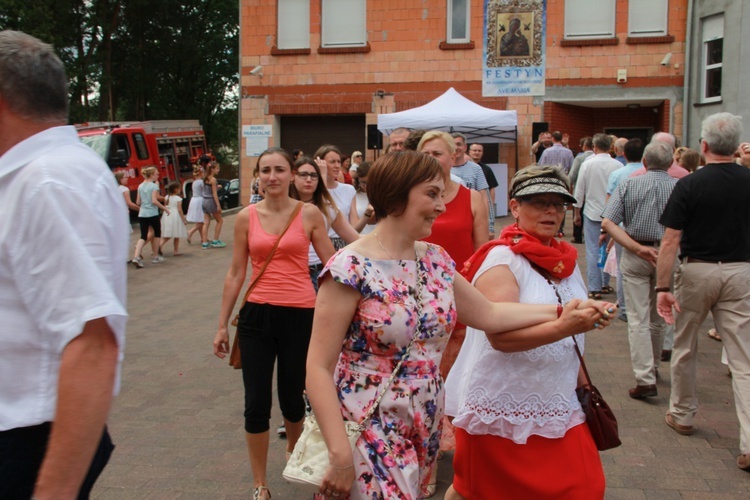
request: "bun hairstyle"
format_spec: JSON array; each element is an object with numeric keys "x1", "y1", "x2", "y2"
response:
[{"x1": 141, "y1": 166, "x2": 158, "y2": 179}]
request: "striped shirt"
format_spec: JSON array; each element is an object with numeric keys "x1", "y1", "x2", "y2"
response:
[{"x1": 601, "y1": 170, "x2": 677, "y2": 242}]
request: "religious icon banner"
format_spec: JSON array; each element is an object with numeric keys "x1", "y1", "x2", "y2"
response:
[{"x1": 482, "y1": 0, "x2": 546, "y2": 97}]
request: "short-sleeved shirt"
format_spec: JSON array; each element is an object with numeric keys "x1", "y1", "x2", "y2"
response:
[
  {"x1": 573, "y1": 153, "x2": 622, "y2": 221},
  {"x1": 477, "y1": 162, "x2": 499, "y2": 189},
  {"x1": 607, "y1": 163, "x2": 643, "y2": 195},
  {"x1": 138, "y1": 181, "x2": 160, "y2": 217},
  {"x1": 452, "y1": 160, "x2": 489, "y2": 192},
  {"x1": 602, "y1": 170, "x2": 676, "y2": 242},
  {"x1": 0, "y1": 126, "x2": 128, "y2": 431},
  {"x1": 328, "y1": 183, "x2": 356, "y2": 239},
  {"x1": 660, "y1": 162, "x2": 750, "y2": 261}
]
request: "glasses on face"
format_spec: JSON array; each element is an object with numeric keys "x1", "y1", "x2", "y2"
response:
[
  {"x1": 296, "y1": 172, "x2": 319, "y2": 180},
  {"x1": 522, "y1": 198, "x2": 569, "y2": 213}
]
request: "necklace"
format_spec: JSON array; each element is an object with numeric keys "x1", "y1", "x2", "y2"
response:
[{"x1": 373, "y1": 231, "x2": 396, "y2": 260}]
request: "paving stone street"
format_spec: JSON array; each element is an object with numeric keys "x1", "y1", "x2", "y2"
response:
[{"x1": 92, "y1": 211, "x2": 750, "y2": 499}]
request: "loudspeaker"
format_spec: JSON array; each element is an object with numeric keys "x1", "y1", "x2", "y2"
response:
[
  {"x1": 532, "y1": 122, "x2": 549, "y2": 140},
  {"x1": 367, "y1": 124, "x2": 383, "y2": 150}
]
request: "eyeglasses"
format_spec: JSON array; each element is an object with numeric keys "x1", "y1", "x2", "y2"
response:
[
  {"x1": 522, "y1": 198, "x2": 569, "y2": 213},
  {"x1": 296, "y1": 172, "x2": 319, "y2": 180}
]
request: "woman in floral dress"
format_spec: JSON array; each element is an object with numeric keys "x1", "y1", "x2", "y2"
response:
[{"x1": 305, "y1": 151, "x2": 615, "y2": 499}]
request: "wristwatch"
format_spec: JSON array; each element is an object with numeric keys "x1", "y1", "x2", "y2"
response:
[{"x1": 654, "y1": 287, "x2": 671, "y2": 293}]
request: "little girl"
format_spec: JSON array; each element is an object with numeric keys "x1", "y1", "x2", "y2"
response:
[
  {"x1": 160, "y1": 181, "x2": 189, "y2": 256},
  {"x1": 186, "y1": 165, "x2": 204, "y2": 243}
]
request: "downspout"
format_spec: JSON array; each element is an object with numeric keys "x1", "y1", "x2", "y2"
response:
[{"x1": 682, "y1": 0, "x2": 694, "y2": 142}]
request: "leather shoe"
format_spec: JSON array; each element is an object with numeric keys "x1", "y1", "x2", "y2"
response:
[
  {"x1": 738, "y1": 453, "x2": 750, "y2": 471},
  {"x1": 665, "y1": 412, "x2": 694, "y2": 435},
  {"x1": 629, "y1": 384, "x2": 657, "y2": 399},
  {"x1": 661, "y1": 349, "x2": 672, "y2": 362}
]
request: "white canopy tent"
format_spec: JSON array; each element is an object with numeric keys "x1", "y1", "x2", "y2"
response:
[{"x1": 376, "y1": 87, "x2": 518, "y2": 144}]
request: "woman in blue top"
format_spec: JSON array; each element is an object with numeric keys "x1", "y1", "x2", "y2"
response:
[{"x1": 132, "y1": 166, "x2": 170, "y2": 268}]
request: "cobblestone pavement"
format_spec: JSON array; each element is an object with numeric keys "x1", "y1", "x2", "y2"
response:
[{"x1": 93, "y1": 212, "x2": 750, "y2": 499}]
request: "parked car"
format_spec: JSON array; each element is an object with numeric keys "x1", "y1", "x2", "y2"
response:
[{"x1": 218, "y1": 178, "x2": 240, "y2": 209}]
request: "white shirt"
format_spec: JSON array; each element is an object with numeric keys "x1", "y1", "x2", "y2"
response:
[
  {"x1": 327, "y1": 183, "x2": 356, "y2": 239},
  {"x1": 0, "y1": 126, "x2": 128, "y2": 431},
  {"x1": 573, "y1": 153, "x2": 622, "y2": 222},
  {"x1": 445, "y1": 246, "x2": 587, "y2": 444}
]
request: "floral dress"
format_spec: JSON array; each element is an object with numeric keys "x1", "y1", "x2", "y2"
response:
[{"x1": 319, "y1": 243, "x2": 456, "y2": 499}]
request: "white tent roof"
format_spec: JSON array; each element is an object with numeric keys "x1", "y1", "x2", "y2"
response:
[{"x1": 377, "y1": 87, "x2": 518, "y2": 143}]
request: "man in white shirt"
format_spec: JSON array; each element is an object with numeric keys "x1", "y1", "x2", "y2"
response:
[
  {"x1": 0, "y1": 30, "x2": 128, "y2": 499},
  {"x1": 451, "y1": 133, "x2": 494, "y2": 238},
  {"x1": 573, "y1": 133, "x2": 622, "y2": 297}
]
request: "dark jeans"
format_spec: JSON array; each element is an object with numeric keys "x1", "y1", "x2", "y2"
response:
[{"x1": 0, "y1": 423, "x2": 114, "y2": 499}]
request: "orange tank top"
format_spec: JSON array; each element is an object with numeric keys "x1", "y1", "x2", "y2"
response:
[
  {"x1": 247, "y1": 205, "x2": 316, "y2": 307},
  {"x1": 423, "y1": 185, "x2": 475, "y2": 269}
]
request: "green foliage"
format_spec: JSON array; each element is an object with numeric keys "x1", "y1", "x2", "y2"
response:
[{"x1": 0, "y1": 0, "x2": 239, "y2": 158}]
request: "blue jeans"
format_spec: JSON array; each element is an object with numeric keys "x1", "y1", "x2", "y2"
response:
[{"x1": 583, "y1": 216, "x2": 610, "y2": 293}]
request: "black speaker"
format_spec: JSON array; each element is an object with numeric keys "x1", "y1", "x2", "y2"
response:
[
  {"x1": 532, "y1": 122, "x2": 549, "y2": 140},
  {"x1": 367, "y1": 124, "x2": 383, "y2": 150}
]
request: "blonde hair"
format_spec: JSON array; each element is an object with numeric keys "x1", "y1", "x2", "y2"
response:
[
  {"x1": 114, "y1": 171, "x2": 126, "y2": 183},
  {"x1": 141, "y1": 166, "x2": 158, "y2": 179},
  {"x1": 417, "y1": 130, "x2": 457, "y2": 154}
]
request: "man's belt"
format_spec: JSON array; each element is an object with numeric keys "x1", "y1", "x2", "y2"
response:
[
  {"x1": 683, "y1": 256, "x2": 750, "y2": 264},
  {"x1": 635, "y1": 240, "x2": 660, "y2": 246}
]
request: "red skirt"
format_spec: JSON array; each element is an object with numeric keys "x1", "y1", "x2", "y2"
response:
[{"x1": 453, "y1": 424, "x2": 605, "y2": 499}]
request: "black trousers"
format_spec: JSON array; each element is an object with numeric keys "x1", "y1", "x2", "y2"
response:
[
  {"x1": 238, "y1": 302, "x2": 314, "y2": 433},
  {"x1": 0, "y1": 423, "x2": 114, "y2": 499}
]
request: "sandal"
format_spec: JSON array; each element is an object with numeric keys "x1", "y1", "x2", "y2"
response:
[
  {"x1": 588, "y1": 291, "x2": 602, "y2": 300},
  {"x1": 252, "y1": 486, "x2": 271, "y2": 500},
  {"x1": 708, "y1": 328, "x2": 722, "y2": 342},
  {"x1": 601, "y1": 286, "x2": 614, "y2": 294}
]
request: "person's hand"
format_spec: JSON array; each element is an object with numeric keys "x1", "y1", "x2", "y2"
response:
[
  {"x1": 738, "y1": 142, "x2": 750, "y2": 168},
  {"x1": 598, "y1": 233, "x2": 607, "y2": 246},
  {"x1": 319, "y1": 464, "x2": 355, "y2": 499},
  {"x1": 362, "y1": 204, "x2": 376, "y2": 223},
  {"x1": 213, "y1": 326, "x2": 229, "y2": 358},
  {"x1": 635, "y1": 245, "x2": 659, "y2": 266},
  {"x1": 315, "y1": 156, "x2": 328, "y2": 178},
  {"x1": 557, "y1": 299, "x2": 615, "y2": 336},
  {"x1": 537, "y1": 132, "x2": 545, "y2": 142},
  {"x1": 573, "y1": 214, "x2": 581, "y2": 226},
  {"x1": 657, "y1": 292, "x2": 680, "y2": 325},
  {"x1": 165, "y1": 208, "x2": 171, "y2": 215}
]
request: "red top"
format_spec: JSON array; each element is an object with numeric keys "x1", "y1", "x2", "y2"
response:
[
  {"x1": 423, "y1": 185, "x2": 475, "y2": 270},
  {"x1": 247, "y1": 205, "x2": 316, "y2": 308}
]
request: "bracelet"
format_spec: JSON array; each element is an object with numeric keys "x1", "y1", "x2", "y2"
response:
[
  {"x1": 556, "y1": 304, "x2": 563, "y2": 318},
  {"x1": 330, "y1": 463, "x2": 354, "y2": 470},
  {"x1": 654, "y1": 286, "x2": 671, "y2": 293}
]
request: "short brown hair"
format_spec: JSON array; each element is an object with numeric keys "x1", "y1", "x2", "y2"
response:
[
  {"x1": 367, "y1": 151, "x2": 445, "y2": 220},
  {"x1": 313, "y1": 144, "x2": 341, "y2": 161}
]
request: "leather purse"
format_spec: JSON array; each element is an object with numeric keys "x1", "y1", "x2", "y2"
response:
[
  {"x1": 282, "y1": 247, "x2": 424, "y2": 490},
  {"x1": 228, "y1": 202, "x2": 303, "y2": 369},
  {"x1": 573, "y1": 339, "x2": 622, "y2": 451}
]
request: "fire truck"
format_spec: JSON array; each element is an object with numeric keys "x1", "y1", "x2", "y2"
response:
[{"x1": 76, "y1": 120, "x2": 211, "y2": 197}]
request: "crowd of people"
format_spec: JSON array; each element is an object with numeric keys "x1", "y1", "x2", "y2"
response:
[{"x1": 3, "y1": 29, "x2": 748, "y2": 500}]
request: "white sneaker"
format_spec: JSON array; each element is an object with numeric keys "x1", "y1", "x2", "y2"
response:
[
  {"x1": 152, "y1": 255, "x2": 165, "y2": 264},
  {"x1": 132, "y1": 257, "x2": 144, "y2": 269},
  {"x1": 277, "y1": 423, "x2": 286, "y2": 437}
]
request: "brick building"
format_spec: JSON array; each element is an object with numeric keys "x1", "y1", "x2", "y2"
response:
[{"x1": 239, "y1": 0, "x2": 687, "y2": 203}]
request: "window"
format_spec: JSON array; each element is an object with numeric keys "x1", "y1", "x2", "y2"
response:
[
  {"x1": 564, "y1": 0, "x2": 615, "y2": 39},
  {"x1": 321, "y1": 0, "x2": 366, "y2": 47},
  {"x1": 447, "y1": 0, "x2": 470, "y2": 43},
  {"x1": 277, "y1": 0, "x2": 309, "y2": 50},
  {"x1": 628, "y1": 0, "x2": 668, "y2": 37},
  {"x1": 701, "y1": 15, "x2": 723, "y2": 102},
  {"x1": 133, "y1": 133, "x2": 149, "y2": 160}
]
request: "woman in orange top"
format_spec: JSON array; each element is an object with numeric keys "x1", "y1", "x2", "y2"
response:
[{"x1": 213, "y1": 147, "x2": 334, "y2": 500}]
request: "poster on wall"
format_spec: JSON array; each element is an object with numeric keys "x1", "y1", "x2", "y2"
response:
[
  {"x1": 482, "y1": 0, "x2": 546, "y2": 97},
  {"x1": 243, "y1": 125, "x2": 273, "y2": 157}
]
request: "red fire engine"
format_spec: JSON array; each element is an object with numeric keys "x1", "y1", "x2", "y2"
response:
[{"x1": 76, "y1": 120, "x2": 211, "y2": 197}]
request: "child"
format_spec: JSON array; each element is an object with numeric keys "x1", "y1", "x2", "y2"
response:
[
  {"x1": 186, "y1": 166, "x2": 204, "y2": 243},
  {"x1": 160, "y1": 181, "x2": 189, "y2": 256},
  {"x1": 132, "y1": 166, "x2": 169, "y2": 268}
]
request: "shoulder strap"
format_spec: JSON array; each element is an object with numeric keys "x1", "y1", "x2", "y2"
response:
[
  {"x1": 357, "y1": 247, "x2": 424, "y2": 429},
  {"x1": 238, "y1": 201, "x2": 304, "y2": 304}
]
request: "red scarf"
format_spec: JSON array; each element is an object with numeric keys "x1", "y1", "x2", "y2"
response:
[{"x1": 461, "y1": 223, "x2": 578, "y2": 282}]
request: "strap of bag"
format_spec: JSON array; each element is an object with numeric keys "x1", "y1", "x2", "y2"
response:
[
  {"x1": 530, "y1": 262, "x2": 594, "y2": 388},
  {"x1": 238, "y1": 201, "x2": 304, "y2": 306},
  {"x1": 355, "y1": 246, "x2": 424, "y2": 429}
]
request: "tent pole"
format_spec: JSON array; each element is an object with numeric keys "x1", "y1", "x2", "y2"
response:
[{"x1": 514, "y1": 126, "x2": 519, "y2": 175}]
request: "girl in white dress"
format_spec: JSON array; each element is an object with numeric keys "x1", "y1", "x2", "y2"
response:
[
  {"x1": 186, "y1": 166, "x2": 204, "y2": 244},
  {"x1": 160, "y1": 181, "x2": 188, "y2": 256}
]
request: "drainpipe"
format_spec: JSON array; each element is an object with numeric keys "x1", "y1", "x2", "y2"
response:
[{"x1": 682, "y1": 0, "x2": 694, "y2": 142}]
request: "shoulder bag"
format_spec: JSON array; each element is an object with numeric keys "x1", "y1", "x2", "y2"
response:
[
  {"x1": 228, "y1": 201, "x2": 303, "y2": 369},
  {"x1": 534, "y1": 264, "x2": 621, "y2": 451},
  {"x1": 282, "y1": 247, "x2": 424, "y2": 490}
]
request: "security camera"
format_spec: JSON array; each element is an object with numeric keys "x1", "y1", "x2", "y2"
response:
[
  {"x1": 660, "y1": 53, "x2": 672, "y2": 67},
  {"x1": 250, "y1": 65, "x2": 263, "y2": 77}
]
